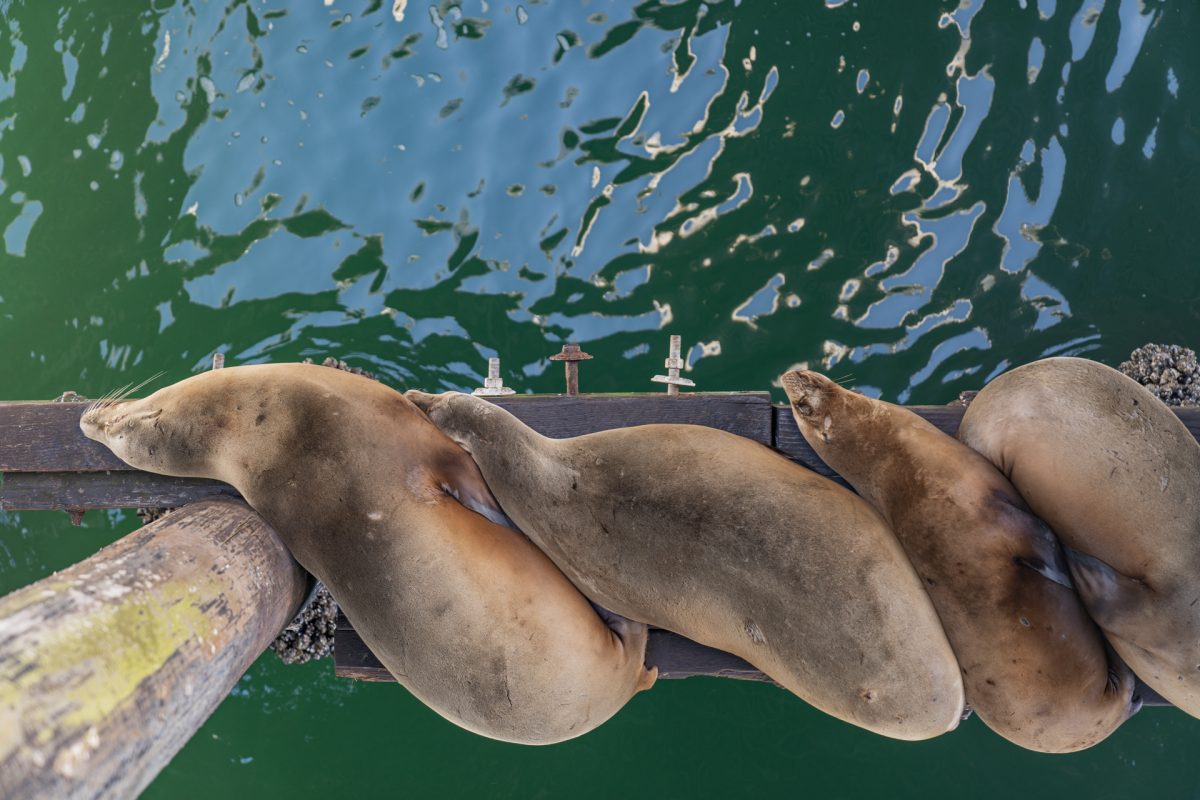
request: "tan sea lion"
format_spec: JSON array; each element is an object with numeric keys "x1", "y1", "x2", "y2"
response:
[
  {"x1": 779, "y1": 370, "x2": 1138, "y2": 752},
  {"x1": 79, "y1": 364, "x2": 655, "y2": 745},
  {"x1": 404, "y1": 389, "x2": 966, "y2": 741},
  {"x1": 958, "y1": 356, "x2": 1200, "y2": 718}
]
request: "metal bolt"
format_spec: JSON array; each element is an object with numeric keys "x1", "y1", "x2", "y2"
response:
[
  {"x1": 549, "y1": 343, "x2": 593, "y2": 395},
  {"x1": 651, "y1": 334, "x2": 696, "y2": 397},
  {"x1": 212, "y1": 353, "x2": 225, "y2": 370},
  {"x1": 472, "y1": 356, "x2": 516, "y2": 396}
]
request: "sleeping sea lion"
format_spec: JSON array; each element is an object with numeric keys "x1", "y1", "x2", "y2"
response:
[
  {"x1": 957, "y1": 356, "x2": 1200, "y2": 719},
  {"x1": 405, "y1": 389, "x2": 966, "y2": 741},
  {"x1": 79, "y1": 364, "x2": 655, "y2": 745},
  {"x1": 780, "y1": 369, "x2": 1138, "y2": 752}
]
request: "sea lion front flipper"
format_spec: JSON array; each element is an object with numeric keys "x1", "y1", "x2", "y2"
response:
[
  {"x1": 588, "y1": 602, "x2": 657, "y2": 691},
  {"x1": 996, "y1": 500, "x2": 1075, "y2": 589},
  {"x1": 1065, "y1": 546, "x2": 1155, "y2": 641}
]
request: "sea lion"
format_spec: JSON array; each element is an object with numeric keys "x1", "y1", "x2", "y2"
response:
[
  {"x1": 79, "y1": 364, "x2": 655, "y2": 745},
  {"x1": 957, "y1": 356, "x2": 1200, "y2": 718},
  {"x1": 780, "y1": 370, "x2": 1138, "y2": 752},
  {"x1": 404, "y1": 389, "x2": 966, "y2": 741}
]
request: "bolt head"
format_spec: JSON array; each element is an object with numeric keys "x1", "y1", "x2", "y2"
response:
[{"x1": 550, "y1": 343, "x2": 593, "y2": 362}]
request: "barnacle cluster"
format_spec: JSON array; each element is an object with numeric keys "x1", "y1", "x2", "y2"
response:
[
  {"x1": 302, "y1": 356, "x2": 377, "y2": 381},
  {"x1": 270, "y1": 584, "x2": 338, "y2": 665},
  {"x1": 1118, "y1": 344, "x2": 1200, "y2": 407}
]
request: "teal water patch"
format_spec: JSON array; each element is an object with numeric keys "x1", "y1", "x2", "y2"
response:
[{"x1": 1, "y1": 0, "x2": 1199, "y2": 796}]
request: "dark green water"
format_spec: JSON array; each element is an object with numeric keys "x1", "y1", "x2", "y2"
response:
[{"x1": 1, "y1": 0, "x2": 1198, "y2": 796}]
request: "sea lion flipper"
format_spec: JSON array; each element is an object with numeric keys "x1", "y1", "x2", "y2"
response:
[
  {"x1": 587, "y1": 602, "x2": 656, "y2": 690},
  {"x1": 404, "y1": 389, "x2": 439, "y2": 412},
  {"x1": 1013, "y1": 554, "x2": 1074, "y2": 589},
  {"x1": 1065, "y1": 546, "x2": 1153, "y2": 639}
]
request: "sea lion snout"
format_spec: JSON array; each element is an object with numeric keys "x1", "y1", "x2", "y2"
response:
[
  {"x1": 781, "y1": 370, "x2": 836, "y2": 418},
  {"x1": 80, "y1": 403, "x2": 154, "y2": 444}
]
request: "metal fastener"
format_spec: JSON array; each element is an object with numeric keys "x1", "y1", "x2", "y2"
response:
[
  {"x1": 549, "y1": 343, "x2": 593, "y2": 395},
  {"x1": 651, "y1": 334, "x2": 695, "y2": 396},
  {"x1": 472, "y1": 357, "x2": 516, "y2": 396},
  {"x1": 212, "y1": 353, "x2": 225, "y2": 370}
]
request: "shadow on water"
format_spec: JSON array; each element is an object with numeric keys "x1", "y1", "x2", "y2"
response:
[{"x1": 2, "y1": 0, "x2": 1200, "y2": 796}]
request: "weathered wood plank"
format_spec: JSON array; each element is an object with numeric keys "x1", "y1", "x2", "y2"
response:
[
  {"x1": 8, "y1": 396, "x2": 1194, "y2": 476},
  {"x1": 332, "y1": 616, "x2": 1170, "y2": 705},
  {"x1": 0, "y1": 472, "x2": 238, "y2": 511},
  {"x1": 0, "y1": 498, "x2": 306, "y2": 800},
  {"x1": 332, "y1": 613, "x2": 773, "y2": 684},
  {"x1": 0, "y1": 394, "x2": 772, "y2": 474},
  {"x1": 493, "y1": 393, "x2": 773, "y2": 443},
  {"x1": 0, "y1": 403, "x2": 129, "y2": 473}
]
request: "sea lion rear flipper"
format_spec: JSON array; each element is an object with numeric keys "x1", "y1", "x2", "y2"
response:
[{"x1": 1064, "y1": 546, "x2": 1154, "y2": 640}]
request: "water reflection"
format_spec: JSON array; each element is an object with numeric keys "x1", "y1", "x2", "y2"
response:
[
  {"x1": 2, "y1": 1, "x2": 1200, "y2": 796},
  {"x1": 2, "y1": 0, "x2": 1189, "y2": 404}
]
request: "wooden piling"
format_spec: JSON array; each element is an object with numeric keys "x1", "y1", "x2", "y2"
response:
[{"x1": 0, "y1": 498, "x2": 306, "y2": 800}]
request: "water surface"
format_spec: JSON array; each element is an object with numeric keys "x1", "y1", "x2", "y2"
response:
[{"x1": 1, "y1": 0, "x2": 1198, "y2": 796}]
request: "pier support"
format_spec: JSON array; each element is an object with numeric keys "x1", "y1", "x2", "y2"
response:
[{"x1": 0, "y1": 498, "x2": 306, "y2": 800}]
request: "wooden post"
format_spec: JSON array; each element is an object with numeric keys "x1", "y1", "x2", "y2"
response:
[{"x1": 0, "y1": 498, "x2": 306, "y2": 800}]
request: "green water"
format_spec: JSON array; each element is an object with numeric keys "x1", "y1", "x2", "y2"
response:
[{"x1": 1, "y1": 0, "x2": 1198, "y2": 795}]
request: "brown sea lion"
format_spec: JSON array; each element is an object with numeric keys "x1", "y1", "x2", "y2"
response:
[
  {"x1": 958, "y1": 356, "x2": 1200, "y2": 718},
  {"x1": 79, "y1": 364, "x2": 655, "y2": 745},
  {"x1": 780, "y1": 369, "x2": 1138, "y2": 752},
  {"x1": 405, "y1": 389, "x2": 965, "y2": 741}
]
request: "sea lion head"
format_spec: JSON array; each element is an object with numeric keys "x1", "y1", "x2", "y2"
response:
[
  {"x1": 80, "y1": 368, "x2": 274, "y2": 480},
  {"x1": 780, "y1": 369, "x2": 848, "y2": 445}
]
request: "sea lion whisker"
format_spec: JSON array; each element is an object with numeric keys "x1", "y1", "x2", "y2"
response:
[
  {"x1": 85, "y1": 382, "x2": 132, "y2": 419},
  {"x1": 111, "y1": 372, "x2": 165, "y2": 405}
]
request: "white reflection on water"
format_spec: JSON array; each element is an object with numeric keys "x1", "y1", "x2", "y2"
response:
[
  {"x1": 115, "y1": 0, "x2": 1180, "y2": 399},
  {"x1": 994, "y1": 137, "x2": 1065, "y2": 274}
]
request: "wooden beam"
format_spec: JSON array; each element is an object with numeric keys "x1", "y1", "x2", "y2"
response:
[
  {"x1": 4, "y1": 396, "x2": 1196, "y2": 477},
  {"x1": 0, "y1": 403, "x2": 129, "y2": 473},
  {"x1": 0, "y1": 393, "x2": 772, "y2": 474},
  {"x1": 494, "y1": 392, "x2": 773, "y2": 444},
  {"x1": 0, "y1": 472, "x2": 237, "y2": 512},
  {"x1": 332, "y1": 614, "x2": 1170, "y2": 706},
  {"x1": 0, "y1": 498, "x2": 307, "y2": 799},
  {"x1": 332, "y1": 612, "x2": 774, "y2": 684}
]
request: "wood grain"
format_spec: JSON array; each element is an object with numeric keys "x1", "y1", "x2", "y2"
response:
[
  {"x1": 0, "y1": 498, "x2": 307, "y2": 799},
  {"x1": 331, "y1": 614, "x2": 1169, "y2": 706},
  {"x1": 0, "y1": 394, "x2": 772, "y2": 473},
  {"x1": 332, "y1": 612, "x2": 774, "y2": 684},
  {"x1": 0, "y1": 472, "x2": 238, "y2": 511},
  {"x1": 492, "y1": 392, "x2": 773, "y2": 443}
]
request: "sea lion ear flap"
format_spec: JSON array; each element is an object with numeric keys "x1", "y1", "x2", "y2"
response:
[{"x1": 780, "y1": 370, "x2": 831, "y2": 418}]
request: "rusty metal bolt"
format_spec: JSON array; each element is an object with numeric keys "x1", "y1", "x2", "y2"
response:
[
  {"x1": 549, "y1": 343, "x2": 593, "y2": 395},
  {"x1": 472, "y1": 356, "x2": 516, "y2": 396},
  {"x1": 651, "y1": 334, "x2": 695, "y2": 397}
]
